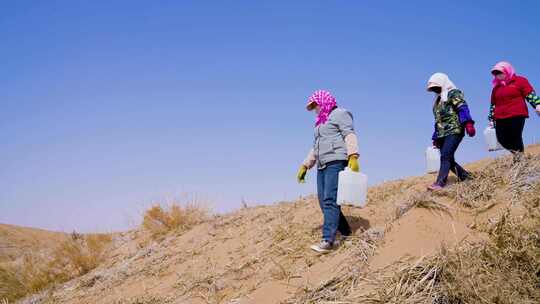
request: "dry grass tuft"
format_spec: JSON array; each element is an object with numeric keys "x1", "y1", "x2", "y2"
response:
[
  {"x1": 448, "y1": 158, "x2": 509, "y2": 208},
  {"x1": 360, "y1": 254, "x2": 447, "y2": 304},
  {"x1": 445, "y1": 154, "x2": 540, "y2": 210},
  {"x1": 51, "y1": 233, "x2": 112, "y2": 276},
  {"x1": 0, "y1": 233, "x2": 111, "y2": 302},
  {"x1": 142, "y1": 202, "x2": 209, "y2": 239},
  {"x1": 503, "y1": 154, "x2": 540, "y2": 202},
  {"x1": 176, "y1": 266, "x2": 227, "y2": 304},
  {"x1": 395, "y1": 192, "x2": 452, "y2": 219}
]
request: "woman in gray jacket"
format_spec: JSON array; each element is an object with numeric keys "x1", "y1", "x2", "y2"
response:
[{"x1": 297, "y1": 90, "x2": 360, "y2": 253}]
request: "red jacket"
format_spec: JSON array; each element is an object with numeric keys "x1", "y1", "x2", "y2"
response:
[{"x1": 491, "y1": 75, "x2": 534, "y2": 119}]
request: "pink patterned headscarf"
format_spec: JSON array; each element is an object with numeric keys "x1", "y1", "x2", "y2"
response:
[
  {"x1": 491, "y1": 61, "x2": 516, "y2": 87},
  {"x1": 307, "y1": 90, "x2": 337, "y2": 126}
]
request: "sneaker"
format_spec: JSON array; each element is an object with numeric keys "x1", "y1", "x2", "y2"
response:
[
  {"x1": 427, "y1": 184, "x2": 444, "y2": 191},
  {"x1": 310, "y1": 240, "x2": 334, "y2": 253}
]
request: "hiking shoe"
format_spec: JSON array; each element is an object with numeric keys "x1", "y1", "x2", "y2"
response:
[
  {"x1": 310, "y1": 240, "x2": 334, "y2": 253},
  {"x1": 427, "y1": 184, "x2": 444, "y2": 191}
]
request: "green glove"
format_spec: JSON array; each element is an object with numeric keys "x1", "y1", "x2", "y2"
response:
[
  {"x1": 348, "y1": 155, "x2": 360, "y2": 172},
  {"x1": 297, "y1": 165, "x2": 307, "y2": 183}
]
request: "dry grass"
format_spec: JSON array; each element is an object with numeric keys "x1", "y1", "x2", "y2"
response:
[
  {"x1": 111, "y1": 295, "x2": 174, "y2": 304},
  {"x1": 359, "y1": 208, "x2": 540, "y2": 304},
  {"x1": 142, "y1": 201, "x2": 209, "y2": 239},
  {"x1": 503, "y1": 154, "x2": 540, "y2": 203},
  {"x1": 448, "y1": 159, "x2": 508, "y2": 209},
  {"x1": 175, "y1": 264, "x2": 228, "y2": 304},
  {"x1": 367, "y1": 179, "x2": 415, "y2": 204},
  {"x1": 51, "y1": 232, "x2": 112, "y2": 276},
  {"x1": 263, "y1": 203, "x2": 321, "y2": 279},
  {"x1": 288, "y1": 264, "x2": 366, "y2": 303},
  {"x1": 284, "y1": 228, "x2": 382, "y2": 303},
  {"x1": 0, "y1": 232, "x2": 111, "y2": 302},
  {"x1": 445, "y1": 154, "x2": 540, "y2": 210},
  {"x1": 357, "y1": 169, "x2": 540, "y2": 304},
  {"x1": 394, "y1": 192, "x2": 452, "y2": 219}
]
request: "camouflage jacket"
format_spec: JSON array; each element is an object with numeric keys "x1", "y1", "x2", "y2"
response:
[{"x1": 432, "y1": 89, "x2": 471, "y2": 139}]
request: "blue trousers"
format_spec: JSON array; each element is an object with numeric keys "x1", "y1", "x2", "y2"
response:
[
  {"x1": 317, "y1": 160, "x2": 351, "y2": 243},
  {"x1": 435, "y1": 134, "x2": 470, "y2": 186}
]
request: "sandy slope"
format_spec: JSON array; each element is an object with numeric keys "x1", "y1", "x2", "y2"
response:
[
  {"x1": 10, "y1": 144, "x2": 540, "y2": 304},
  {"x1": 0, "y1": 224, "x2": 66, "y2": 264}
]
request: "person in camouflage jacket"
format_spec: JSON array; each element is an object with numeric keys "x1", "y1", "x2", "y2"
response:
[{"x1": 427, "y1": 73, "x2": 475, "y2": 191}]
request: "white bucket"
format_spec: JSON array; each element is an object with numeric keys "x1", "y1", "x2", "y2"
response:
[
  {"x1": 483, "y1": 126, "x2": 503, "y2": 151},
  {"x1": 426, "y1": 146, "x2": 441, "y2": 173},
  {"x1": 337, "y1": 168, "x2": 368, "y2": 208}
]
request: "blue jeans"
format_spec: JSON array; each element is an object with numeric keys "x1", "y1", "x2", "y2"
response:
[
  {"x1": 435, "y1": 134, "x2": 470, "y2": 186},
  {"x1": 317, "y1": 160, "x2": 351, "y2": 243}
]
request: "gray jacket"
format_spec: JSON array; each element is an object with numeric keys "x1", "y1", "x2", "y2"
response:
[{"x1": 313, "y1": 108, "x2": 356, "y2": 169}]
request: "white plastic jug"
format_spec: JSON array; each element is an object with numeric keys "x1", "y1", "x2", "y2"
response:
[
  {"x1": 426, "y1": 146, "x2": 441, "y2": 173},
  {"x1": 337, "y1": 168, "x2": 368, "y2": 208},
  {"x1": 483, "y1": 126, "x2": 503, "y2": 151}
]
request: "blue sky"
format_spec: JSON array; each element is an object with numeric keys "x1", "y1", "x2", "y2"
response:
[{"x1": 1, "y1": 1, "x2": 539, "y2": 232}]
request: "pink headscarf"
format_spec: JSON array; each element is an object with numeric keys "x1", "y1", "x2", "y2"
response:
[
  {"x1": 307, "y1": 90, "x2": 337, "y2": 126},
  {"x1": 491, "y1": 61, "x2": 516, "y2": 87}
]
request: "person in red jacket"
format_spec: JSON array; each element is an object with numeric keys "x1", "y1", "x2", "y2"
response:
[{"x1": 489, "y1": 61, "x2": 540, "y2": 159}]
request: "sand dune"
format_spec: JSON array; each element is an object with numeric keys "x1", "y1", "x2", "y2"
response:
[{"x1": 3, "y1": 144, "x2": 539, "y2": 304}]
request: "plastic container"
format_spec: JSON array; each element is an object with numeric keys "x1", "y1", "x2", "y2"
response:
[
  {"x1": 426, "y1": 146, "x2": 441, "y2": 173},
  {"x1": 484, "y1": 126, "x2": 503, "y2": 151},
  {"x1": 337, "y1": 168, "x2": 368, "y2": 208}
]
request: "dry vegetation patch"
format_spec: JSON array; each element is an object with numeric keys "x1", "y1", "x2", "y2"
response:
[
  {"x1": 359, "y1": 207, "x2": 539, "y2": 304},
  {"x1": 0, "y1": 232, "x2": 112, "y2": 302},
  {"x1": 357, "y1": 158, "x2": 540, "y2": 304},
  {"x1": 142, "y1": 202, "x2": 210, "y2": 239},
  {"x1": 446, "y1": 154, "x2": 540, "y2": 210}
]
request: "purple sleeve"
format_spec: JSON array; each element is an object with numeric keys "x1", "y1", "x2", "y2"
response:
[
  {"x1": 432, "y1": 123, "x2": 438, "y2": 140},
  {"x1": 457, "y1": 104, "x2": 474, "y2": 125}
]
